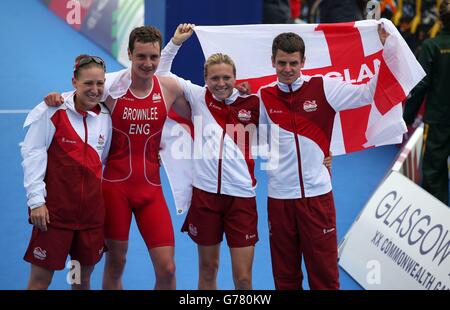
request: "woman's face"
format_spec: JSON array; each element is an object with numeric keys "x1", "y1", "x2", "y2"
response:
[
  {"x1": 72, "y1": 66, "x2": 105, "y2": 111},
  {"x1": 205, "y1": 63, "x2": 236, "y2": 101}
]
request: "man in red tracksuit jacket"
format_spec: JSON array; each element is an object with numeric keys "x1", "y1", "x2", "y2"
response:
[{"x1": 259, "y1": 29, "x2": 389, "y2": 289}]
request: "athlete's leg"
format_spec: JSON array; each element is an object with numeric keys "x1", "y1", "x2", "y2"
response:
[
  {"x1": 102, "y1": 181, "x2": 133, "y2": 290},
  {"x1": 198, "y1": 244, "x2": 221, "y2": 290},
  {"x1": 229, "y1": 246, "x2": 254, "y2": 290},
  {"x1": 297, "y1": 192, "x2": 339, "y2": 290},
  {"x1": 133, "y1": 183, "x2": 176, "y2": 290},
  {"x1": 27, "y1": 264, "x2": 54, "y2": 290},
  {"x1": 268, "y1": 197, "x2": 303, "y2": 290},
  {"x1": 224, "y1": 196, "x2": 258, "y2": 290},
  {"x1": 102, "y1": 240, "x2": 128, "y2": 290},
  {"x1": 69, "y1": 228, "x2": 104, "y2": 290},
  {"x1": 24, "y1": 227, "x2": 73, "y2": 290},
  {"x1": 181, "y1": 188, "x2": 226, "y2": 289},
  {"x1": 72, "y1": 265, "x2": 95, "y2": 290},
  {"x1": 149, "y1": 246, "x2": 176, "y2": 289},
  {"x1": 135, "y1": 213, "x2": 176, "y2": 290}
]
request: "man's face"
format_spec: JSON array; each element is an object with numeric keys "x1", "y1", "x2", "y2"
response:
[
  {"x1": 128, "y1": 41, "x2": 161, "y2": 80},
  {"x1": 272, "y1": 50, "x2": 305, "y2": 85},
  {"x1": 205, "y1": 63, "x2": 236, "y2": 101},
  {"x1": 72, "y1": 66, "x2": 105, "y2": 111}
]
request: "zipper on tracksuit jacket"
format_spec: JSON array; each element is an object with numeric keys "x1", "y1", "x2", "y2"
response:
[
  {"x1": 217, "y1": 105, "x2": 232, "y2": 195},
  {"x1": 288, "y1": 85, "x2": 305, "y2": 198},
  {"x1": 217, "y1": 127, "x2": 226, "y2": 194},
  {"x1": 79, "y1": 114, "x2": 88, "y2": 229}
]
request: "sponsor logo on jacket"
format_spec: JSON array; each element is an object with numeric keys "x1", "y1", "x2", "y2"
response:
[
  {"x1": 97, "y1": 134, "x2": 105, "y2": 150},
  {"x1": 237, "y1": 109, "x2": 251, "y2": 122},
  {"x1": 303, "y1": 100, "x2": 317, "y2": 112},
  {"x1": 61, "y1": 137, "x2": 77, "y2": 144},
  {"x1": 208, "y1": 102, "x2": 222, "y2": 111},
  {"x1": 269, "y1": 108, "x2": 283, "y2": 114},
  {"x1": 98, "y1": 134, "x2": 105, "y2": 146},
  {"x1": 33, "y1": 247, "x2": 47, "y2": 260}
]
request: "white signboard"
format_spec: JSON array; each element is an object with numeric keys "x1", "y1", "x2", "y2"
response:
[{"x1": 339, "y1": 171, "x2": 450, "y2": 290}]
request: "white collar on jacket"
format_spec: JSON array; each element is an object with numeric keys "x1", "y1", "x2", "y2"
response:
[
  {"x1": 276, "y1": 76, "x2": 304, "y2": 92},
  {"x1": 105, "y1": 68, "x2": 132, "y2": 100},
  {"x1": 212, "y1": 88, "x2": 239, "y2": 105},
  {"x1": 24, "y1": 68, "x2": 131, "y2": 128},
  {"x1": 24, "y1": 91, "x2": 102, "y2": 128},
  {"x1": 66, "y1": 92, "x2": 102, "y2": 117},
  {"x1": 23, "y1": 91, "x2": 75, "y2": 128}
]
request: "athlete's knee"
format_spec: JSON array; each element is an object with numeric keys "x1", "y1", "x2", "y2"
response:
[
  {"x1": 199, "y1": 259, "x2": 219, "y2": 281},
  {"x1": 28, "y1": 274, "x2": 52, "y2": 290},
  {"x1": 76, "y1": 268, "x2": 93, "y2": 289},
  {"x1": 105, "y1": 251, "x2": 127, "y2": 274},
  {"x1": 107, "y1": 242, "x2": 127, "y2": 262},
  {"x1": 234, "y1": 274, "x2": 252, "y2": 290},
  {"x1": 28, "y1": 279, "x2": 51, "y2": 290},
  {"x1": 156, "y1": 260, "x2": 176, "y2": 279},
  {"x1": 71, "y1": 279, "x2": 91, "y2": 290}
]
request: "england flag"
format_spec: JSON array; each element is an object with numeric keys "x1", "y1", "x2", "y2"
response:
[{"x1": 194, "y1": 19, "x2": 425, "y2": 155}]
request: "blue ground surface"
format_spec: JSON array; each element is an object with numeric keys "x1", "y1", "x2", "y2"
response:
[{"x1": 0, "y1": 0, "x2": 403, "y2": 289}]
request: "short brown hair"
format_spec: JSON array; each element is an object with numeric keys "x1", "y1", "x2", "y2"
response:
[
  {"x1": 73, "y1": 54, "x2": 105, "y2": 79},
  {"x1": 203, "y1": 53, "x2": 236, "y2": 79},
  {"x1": 128, "y1": 26, "x2": 163, "y2": 54},
  {"x1": 272, "y1": 32, "x2": 305, "y2": 59}
]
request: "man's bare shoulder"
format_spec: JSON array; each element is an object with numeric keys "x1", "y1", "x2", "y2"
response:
[
  {"x1": 157, "y1": 75, "x2": 177, "y2": 86},
  {"x1": 157, "y1": 75, "x2": 182, "y2": 94}
]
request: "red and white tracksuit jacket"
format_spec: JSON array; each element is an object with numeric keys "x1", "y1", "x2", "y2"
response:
[
  {"x1": 158, "y1": 40, "x2": 259, "y2": 197},
  {"x1": 21, "y1": 92, "x2": 112, "y2": 229},
  {"x1": 259, "y1": 74, "x2": 377, "y2": 199},
  {"x1": 178, "y1": 83, "x2": 259, "y2": 197}
]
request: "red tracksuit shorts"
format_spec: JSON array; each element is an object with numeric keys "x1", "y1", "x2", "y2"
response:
[
  {"x1": 182, "y1": 187, "x2": 258, "y2": 248},
  {"x1": 24, "y1": 226, "x2": 104, "y2": 270}
]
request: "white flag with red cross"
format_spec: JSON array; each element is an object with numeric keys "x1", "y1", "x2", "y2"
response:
[{"x1": 194, "y1": 19, "x2": 425, "y2": 155}]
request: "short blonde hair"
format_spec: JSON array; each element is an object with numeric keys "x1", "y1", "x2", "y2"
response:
[{"x1": 203, "y1": 53, "x2": 236, "y2": 78}]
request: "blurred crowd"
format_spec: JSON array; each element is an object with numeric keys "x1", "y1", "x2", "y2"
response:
[{"x1": 263, "y1": 0, "x2": 444, "y2": 55}]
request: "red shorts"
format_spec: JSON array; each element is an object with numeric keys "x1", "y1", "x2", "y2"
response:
[
  {"x1": 102, "y1": 178, "x2": 174, "y2": 249},
  {"x1": 181, "y1": 187, "x2": 258, "y2": 248},
  {"x1": 24, "y1": 226, "x2": 104, "y2": 271}
]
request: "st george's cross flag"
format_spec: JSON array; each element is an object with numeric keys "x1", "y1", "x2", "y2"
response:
[{"x1": 194, "y1": 19, "x2": 425, "y2": 155}]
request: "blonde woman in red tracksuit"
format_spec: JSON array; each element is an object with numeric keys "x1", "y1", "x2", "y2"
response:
[
  {"x1": 22, "y1": 55, "x2": 111, "y2": 289},
  {"x1": 158, "y1": 28, "x2": 259, "y2": 290}
]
